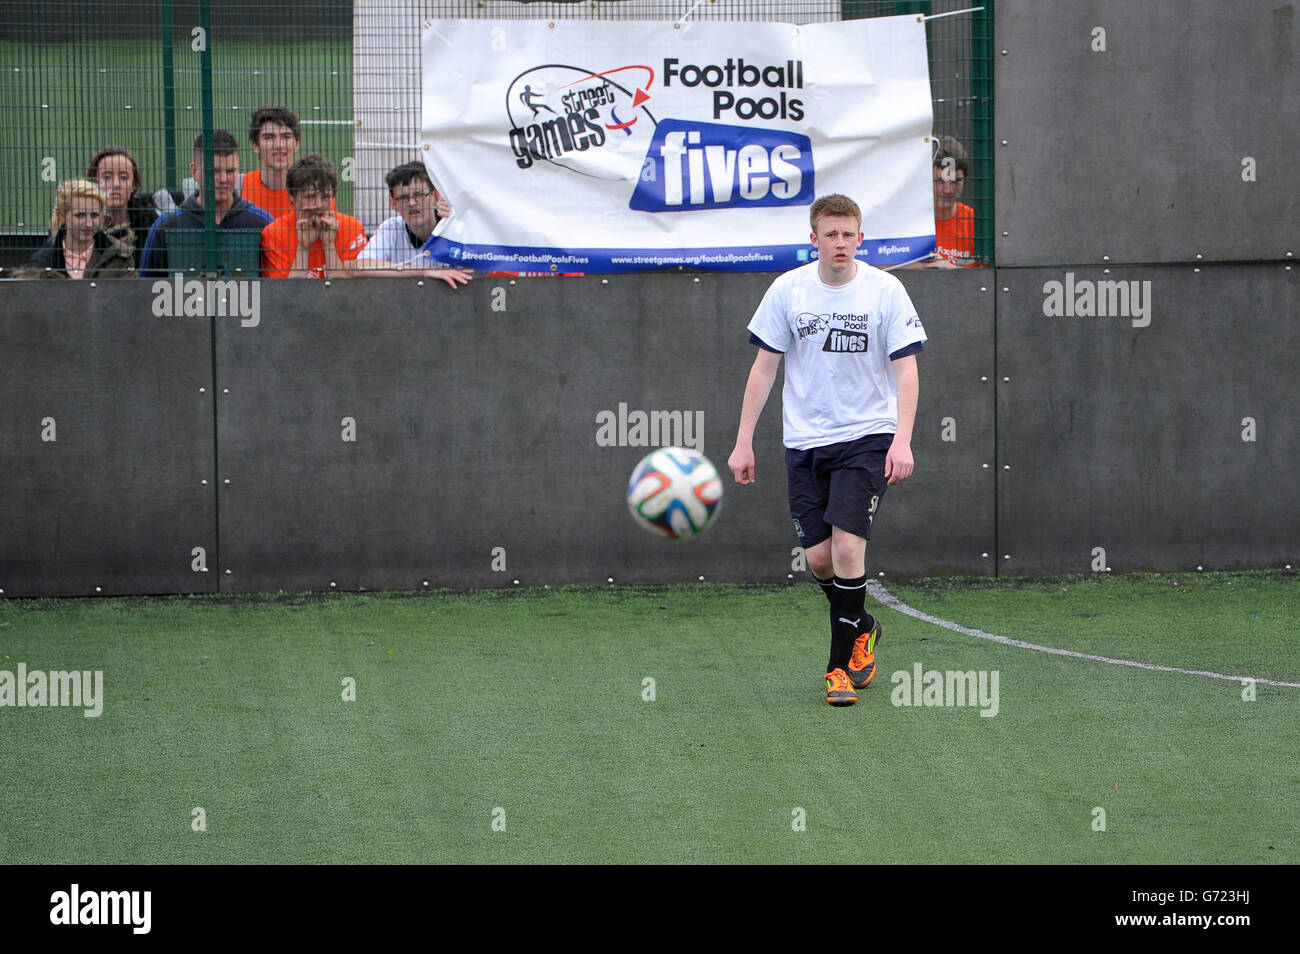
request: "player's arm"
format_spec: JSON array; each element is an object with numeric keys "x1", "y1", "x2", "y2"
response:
[
  {"x1": 885, "y1": 354, "x2": 919, "y2": 484},
  {"x1": 727, "y1": 347, "x2": 781, "y2": 485}
]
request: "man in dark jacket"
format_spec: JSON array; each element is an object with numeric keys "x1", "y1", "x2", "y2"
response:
[{"x1": 139, "y1": 130, "x2": 273, "y2": 278}]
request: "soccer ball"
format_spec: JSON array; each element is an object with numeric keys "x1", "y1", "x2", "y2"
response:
[{"x1": 626, "y1": 447, "x2": 723, "y2": 540}]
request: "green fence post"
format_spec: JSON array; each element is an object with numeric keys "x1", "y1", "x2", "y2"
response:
[
  {"x1": 199, "y1": 0, "x2": 216, "y2": 272},
  {"x1": 162, "y1": 0, "x2": 177, "y2": 192},
  {"x1": 971, "y1": 1, "x2": 995, "y2": 264}
]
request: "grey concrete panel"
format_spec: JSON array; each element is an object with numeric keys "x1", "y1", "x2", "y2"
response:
[
  {"x1": 214, "y1": 271, "x2": 994, "y2": 590},
  {"x1": 996, "y1": 1, "x2": 1300, "y2": 266},
  {"x1": 870, "y1": 269, "x2": 996, "y2": 577},
  {"x1": 0, "y1": 282, "x2": 217, "y2": 596},
  {"x1": 213, "y1": 275, "x2": 779, "y2": 590},
  {"x1": 996, "y1": 264, "x2": 1299, "y2": 575}
]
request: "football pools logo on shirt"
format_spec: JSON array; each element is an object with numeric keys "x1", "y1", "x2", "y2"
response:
[
  {"x1": 823, "y1": 329, "x2": 867, "y2": 353},
  {"x1": 799, "y1": 311, "x2": 871, "y2": 352}
]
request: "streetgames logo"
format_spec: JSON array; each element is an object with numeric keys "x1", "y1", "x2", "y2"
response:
[
  {"x1": 795, "y1": 312, "x2": 829, "y2": 339},
  {"x1": 506, "y1": 64, "x2": 658, "y2": 181}
]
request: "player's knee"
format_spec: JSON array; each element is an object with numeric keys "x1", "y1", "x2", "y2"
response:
[
  {"x1": 807, "y1": 550, "x2": 833, "y2": 579},
  {"x1": 804, "y1": 539, "x2": 833, "y2": 578},
  {"x1": 830, "y1": 534, "x2": 866, "y2": 577}
]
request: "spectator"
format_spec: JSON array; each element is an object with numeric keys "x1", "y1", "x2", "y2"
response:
[
  {"x1": 930, "y1": 135, "x2": 977, "y2": 267},
  {"x1": 87, "y1": 146, "x2": 158, "y2": 267},
  {"x1": 139, "y1": 131, "x2": 273, "y2": 278},
  {"x1": 353, "y1": 161, "x2": 470, "y2": 287},
  {"x1": 28, "y1": 179, "x2": 134, "y2": 278},
  {"x1": 241, "y1": 106, "x2": 336, "y2": 221},
  {"x1": 261, "y1": 154, "x2": 367, "y2": 278}
]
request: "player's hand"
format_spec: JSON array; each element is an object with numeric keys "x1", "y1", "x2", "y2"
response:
[
  {"x1": 885, "y1": 439, "x2": 914, "y2": 485},
  {"x1": 416, "y1": 267, "x2": 473, "y2": 288},
  {"x1": 728, "y1": 444, "x2": 756, "y2": 485},
  {"x1": 435, "y1": 196, "x2": 453, "y2": 220}
]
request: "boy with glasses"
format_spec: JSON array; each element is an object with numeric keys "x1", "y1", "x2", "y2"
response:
[{"x1": 352, "y1": 161, "x2": 470, "y2": 288}]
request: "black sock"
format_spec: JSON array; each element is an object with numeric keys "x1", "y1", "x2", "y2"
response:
[
  {"x1": 813, "y1": 574, "x2": 835, "y2": 604},
  {"x1": 827, "y1": 574, "x2": 867, "y2": 673}
]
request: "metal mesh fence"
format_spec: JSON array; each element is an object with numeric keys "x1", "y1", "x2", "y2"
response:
[{"x1": 0, "y1": 0, "x2": 993, "y2": 271}]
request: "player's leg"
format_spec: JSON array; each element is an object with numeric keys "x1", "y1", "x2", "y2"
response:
[
  {"x1": 787, "y1": 445, "x2": 835, "y2": 596},
  {"x1": 805, "y1": 538, "x2": 835, "y2": 600},
  {"x1": 824, "y1": 526, "x2": 868, "y2": 678},
  {"x1": 824, "y1": 437, "x2": 892, "y2": 688},
  {"x1": 827, "y1": 526, "x2": 882, "y2": 687},
  {"x1": 786, "y1": 448, "x2": 855, "y2": 705}
]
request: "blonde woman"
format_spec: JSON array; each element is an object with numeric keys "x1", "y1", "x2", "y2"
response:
[{"x1": 28, "y1": 180, "x2": 135, "y2": 278}]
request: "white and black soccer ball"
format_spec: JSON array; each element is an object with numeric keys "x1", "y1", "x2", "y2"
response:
[{"x1": 626, "y1": 447, "x2": 723, "y2": 541}]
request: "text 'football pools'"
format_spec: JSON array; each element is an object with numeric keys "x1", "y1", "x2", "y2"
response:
[
  {"x1": 662, "y1": 56, "x2": 805, "y2": 121},
  {"x1": 629, "y1": 119, "x2": 814, "y2": 212}
]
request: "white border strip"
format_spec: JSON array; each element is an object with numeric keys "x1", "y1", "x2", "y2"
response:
[{"x1": 866, "y1": 581, "x2": 1300, "y2": 688}]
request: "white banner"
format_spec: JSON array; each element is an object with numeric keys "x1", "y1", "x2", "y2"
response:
[{"x1": 420, "y1": 17, "x2": 935, "y2": 273}]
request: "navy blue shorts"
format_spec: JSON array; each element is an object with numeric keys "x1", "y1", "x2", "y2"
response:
[{"x1": 785, "y1": 434, "x2": 893, "y2": 548}]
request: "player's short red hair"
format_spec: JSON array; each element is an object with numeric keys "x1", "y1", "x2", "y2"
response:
[{"x1": 809, "y1": 194, "x2": 862, "y2": 232}]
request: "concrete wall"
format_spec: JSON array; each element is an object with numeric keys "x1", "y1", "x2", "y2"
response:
[
  {"x1": 0, "y1": 272, "x2": 992, "y2": 595},
  {"x1": 2, "y1": 260, "x2": 1294, "y2": 596},
  {"x1": 995, "y1": 0, "x2": 1299, "y2": 266},
  {"x1": 0, "y1": 283, "x2": 218, "y2": 596},
  {"x1": 995, "y1": 263, "x2": 1298, "y2": 575}
]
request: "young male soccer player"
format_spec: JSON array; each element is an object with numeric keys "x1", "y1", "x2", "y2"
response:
[{"x1": 727, "y1": 194, "x2": 926, "y2": 706}]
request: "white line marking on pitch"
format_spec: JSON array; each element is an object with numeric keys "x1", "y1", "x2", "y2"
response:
[{"x1": 866, "y1": 581, "x2": 1300, "y2": 689}]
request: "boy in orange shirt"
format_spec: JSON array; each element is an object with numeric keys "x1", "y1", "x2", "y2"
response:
[
  {"x1": 242, "y1": 106, "x2": 301, "y2": 222},
  {"x1": 930, "y1": 135, "x2": 979, "y2": 267},
  {"x1": 261, "y1": 154, "x2": 367, "y2": 278},
  {"x1": 903, "y1": 136, "x2": 982, "y2": 269}
]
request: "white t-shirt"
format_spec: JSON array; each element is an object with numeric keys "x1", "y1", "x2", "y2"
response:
[
  {"x1": 357, "y1": 216, "x2": 434, "y2": 264},
  {"x1": 747, "y1": 261, "x2": 926, "y2": 451}
]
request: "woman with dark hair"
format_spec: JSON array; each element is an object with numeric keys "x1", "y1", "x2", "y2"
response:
[
  {"x1": 87, "y1": 146, "x2": 158, "y2": 267},
  {"x1": 28, "y1": 180, "x2": 136, "y2": 278}
]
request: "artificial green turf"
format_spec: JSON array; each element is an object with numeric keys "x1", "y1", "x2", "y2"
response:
[{"x1": 1, "y1": 572, "x2": 1296, "y2": 864}]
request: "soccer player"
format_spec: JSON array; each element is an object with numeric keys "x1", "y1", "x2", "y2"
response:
[{"x1": 727, "y1": 193, "x2": 926, "y2": 707}]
